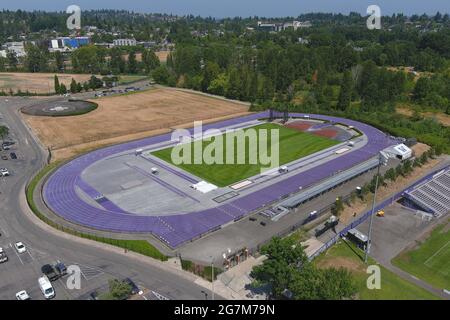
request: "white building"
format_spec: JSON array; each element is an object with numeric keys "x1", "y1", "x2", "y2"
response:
[
  {"x1": 1, "y1": 41, "x2": 26, "y2": 57},
  {"x1": 384, "y1": 144, "x2": 413, "y2": 160},
  {"x1": 113, "y1": 38, "x2": 137, "y2": 47}
]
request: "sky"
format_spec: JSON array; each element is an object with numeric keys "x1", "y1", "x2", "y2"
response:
[{"x1": 1, "y1": 0, "x2": 450, "y2": 18}]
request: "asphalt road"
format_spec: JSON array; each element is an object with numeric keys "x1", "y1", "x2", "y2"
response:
[{"x1": 0, "y1": 97, "x2": 216, "y2": 300}]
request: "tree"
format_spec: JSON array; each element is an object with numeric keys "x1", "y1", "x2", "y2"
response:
[
  {"x1": 59, "y1": 83, "x2": 67, "y2": 94},
  {"x1": 332, "y1": 197, "x2": 345, "y2": 217},
  {"x1": 70, "y1": 78, "x2": 78, "y2": 93},
  {"x1": 127, "y1": 49, "x2": 138, "y2": 74},
  {"x1": 201, "y1": 61, "x2": 220, "y2": 92},
  {"x1": 6, "y1": 50, "x2": 18, "y2": 70},
  {"x1": 103, "y1": 279, "x2": 132, "y2": 300},
  {"x1": 152, "y1": 65, "x2": 171, "y2": 85},
  {"x1": 251, "y1": 237, "x2": 356, "y2": 300},
  {"x1": 251, "y1": 237, "x2": 309, "y2": 298},
  {"x1": 89, "y1": 75, "x2": 103, "y2": 90},
  {"x1": 24, "y1": 43, "x2": 49, "y2": 72},
  {"x1": 0, "y1": 125, "x2": 9, "y2": 143},
  {"x1": 54, "y1": 75, "x2": 60, "y2": 94},
  {"x1": 337, "y1": 71, "x2": 353, "y2": 111},
  {"x1": 384, "y1": 167, "x2": 397, "y2": 181},
  {"x1": 208, "y1": 73, "x2": 229, "y2": 96},
  {"x1": 142, "y1": 49, "x2": 160, "y2": 73},
  {"x1": 54, "y1": 51, "x2": 64, "y2": 72},
  {"x1": 413, "y1": 77, "x2": 431, "y2": 102},
  {"x1": 109, "y1": 47, "x2": 125, "y2": 74}
]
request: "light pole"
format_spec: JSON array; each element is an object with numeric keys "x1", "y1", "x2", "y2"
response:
[
  {"x1": 211, "y1": 257, "x2": 215, "y2": 300},
  {"x1": 365, "y1": 151, "x2": 388, "y2": 263}
]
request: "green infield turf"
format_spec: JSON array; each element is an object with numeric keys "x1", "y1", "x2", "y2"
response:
[
  {"x1": 315, "y1": 240, "x2": 440, "y2": 300},
  {"x1": 152, "y1": 122, "x2": 339, "y2": 187},
  {"x1": 392, "y1": 220, "x2": 450, "y2": 290}
]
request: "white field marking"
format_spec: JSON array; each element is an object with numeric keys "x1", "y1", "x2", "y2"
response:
[
  {"x1": 10, "y1": 243, "x2": 24, "y2": 265},
  {"x1": 424, "y1": 240, "x2": 450, "y2": 268}
]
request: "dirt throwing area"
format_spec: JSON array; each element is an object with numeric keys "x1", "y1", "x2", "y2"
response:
[
  {"x1": 0, "y1": 72, "x2": 93, "y2": 94},
  {"x1": 22, "y1": 88, "x2": 250, "y2": 160}
]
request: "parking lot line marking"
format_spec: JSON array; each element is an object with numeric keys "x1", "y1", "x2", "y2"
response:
[
  {"x1": 26, "y1": 249, "x2": 35, "y2": 261},
  {"x1": 10, "y1": 243, "x2": 24, "y2": 265}
]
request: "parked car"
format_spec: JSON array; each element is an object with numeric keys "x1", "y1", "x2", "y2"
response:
[
  {"x1": 0, "y1": 168, "x2": 9, "y2": 177},
  {"x1": 0, "y1": 247, "x2": 8, "y2": 263},
  {"x1": 260, "y1": 221, "x2": 267, "y2": 226},
  {"x1": 38, "y1": 276, "x2": 55, "y2": 299},
  {"x1": 16, "y1": 290, "x2": 31, "y2": 300},
  {"x1": 124, "y1": 278, "x2": 140, "y2": 295},
  {"x1": 14, "y1": 242, "x2": 26, "y2": 254},
  {"x1": 10, "y1": 152, "x2": 17, "y2": 160},
  {"x1": 55, "y1": 261, "x2": 67, "y2": 277},
  {"x1": 41, "y1": 264, "x2": 59, "y2": 281},
  {"x1": 88, "y1": 291, "x2": 99, "y2": 300},
  {"x1": 249, "y1": 217, "x2": 257, "y2": 222},
  {"x1": 1, "y1": 155, "x2": 7, "y2": 160}
]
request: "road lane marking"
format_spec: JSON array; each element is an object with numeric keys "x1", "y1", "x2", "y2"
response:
[{"x1": 10, "y1": 243, "x2": 24, "y2": 265}]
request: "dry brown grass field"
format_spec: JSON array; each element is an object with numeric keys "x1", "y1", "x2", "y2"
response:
[
  {"x1": 155, "y1": 51, "x2": 170, "y2": 62},
  {"x1": 22, "y1": 87, "x2": 250, "y2": 160},
  {"x1": 0, "y1": 72, "x2": 93, "y2": 94},
  {"x1": 396, "y1": 106, "x2": 450, "y2": 127}
]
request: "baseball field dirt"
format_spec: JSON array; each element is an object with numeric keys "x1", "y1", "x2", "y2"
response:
[{"x1": 22, "y1": 87, "x2": 250, "y2": 160}]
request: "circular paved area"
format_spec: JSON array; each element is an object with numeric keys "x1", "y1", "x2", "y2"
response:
[{"x1": 21, "y1": 99, "x2": 97, "y2": 117}]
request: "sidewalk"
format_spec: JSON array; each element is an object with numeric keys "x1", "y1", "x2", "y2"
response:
[{"x1": 207, "y1": 256, "x2": 268, "y2": 300}]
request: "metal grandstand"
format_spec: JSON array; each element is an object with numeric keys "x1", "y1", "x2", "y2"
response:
[{"x1": 403, "y1": 168, "x2": 450, "y2": 217}]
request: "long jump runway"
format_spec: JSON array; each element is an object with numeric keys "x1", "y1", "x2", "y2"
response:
[{"x1": 43, "y1": 112, "x2": 396, "y2": 248}]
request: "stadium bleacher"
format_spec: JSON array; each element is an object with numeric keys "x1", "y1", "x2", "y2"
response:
[{"x1": 404, "y1": 169, "x2": 450, "y2": 217}]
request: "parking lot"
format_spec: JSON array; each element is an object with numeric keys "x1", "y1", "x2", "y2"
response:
[{"x1": 0, "y1": 236, "x2": 111, "y2": 300}]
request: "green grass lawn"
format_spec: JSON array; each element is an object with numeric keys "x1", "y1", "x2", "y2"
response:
[
  {"x1": 392, "y1": 220, "x2": 449, "y2": 290},
  {"x1": 315, "y1": 240, "x2": 440, "y2": 300},
  {"x1": 152, "y1": 123, "x2": 339, "y2": 187}
]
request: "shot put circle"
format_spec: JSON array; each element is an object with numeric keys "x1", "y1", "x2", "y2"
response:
[{"x1": 21, "y1": 99, "x2": 97, "y2": 117}]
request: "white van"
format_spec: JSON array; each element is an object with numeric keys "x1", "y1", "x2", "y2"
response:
[{"x1": 38, "y1": 276, "x2": 55, "y2": 299}]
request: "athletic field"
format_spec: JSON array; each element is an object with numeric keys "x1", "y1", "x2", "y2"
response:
[
  {"x1": 315, "y1": 240, "x2": 440, "y2": 300},
  {"x1": 392, "y1": 220, "x2": 449, "y2": 290},
  {"x1": 152, "y1": 123, "x2": 339, "y2": 187}
]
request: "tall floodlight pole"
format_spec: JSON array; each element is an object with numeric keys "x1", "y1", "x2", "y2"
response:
[
  {"x1": 211, "y1": 257, "x2": 215, "y2": 300},
  {"x1": 365, "y1": 152, "x2": 387, "y2": 263}
]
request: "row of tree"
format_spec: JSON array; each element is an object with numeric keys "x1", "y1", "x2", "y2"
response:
[
  {"x1": 53, "y1": 75, "x2": 104, "y2": 95},
  {"x1": 0, "y1": 43, "x2": 161, "y2": 77}
]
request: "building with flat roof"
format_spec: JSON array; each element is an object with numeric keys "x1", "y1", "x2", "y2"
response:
[{"x1": 113, "y1": 38, "x2": 137, "y2": 47}]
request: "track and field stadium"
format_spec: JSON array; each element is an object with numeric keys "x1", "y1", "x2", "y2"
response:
[{"x1": 43, "y1": 111, "x2": 399, "y2": 249}]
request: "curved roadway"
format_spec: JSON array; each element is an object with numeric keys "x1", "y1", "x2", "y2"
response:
[{"x1": 0, "y1": 97, "x2": 216, "y2": 300}]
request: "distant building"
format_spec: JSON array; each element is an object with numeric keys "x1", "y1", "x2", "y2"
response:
[
  {"x1": 1, "y1": 41, "x2": 26, "y2": 57},
  {"x1": 257, "y1": 21, "x2": 277, "y2": 32},
  {"x1": 258, "y1": 20, "x2": 312, "y2": 32},
  {"x1": 298, "y1": 37, "x2": 310, "y2": 45},
  {"x1": 113, "y1": 38, "x2": 137, "y2": 47},
  {"x1": 48, "y1": 37, "x2": 90, "y2": 52},
  {"x1": 138, "y1": 41, "x2": 157, "y2": 49}
]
